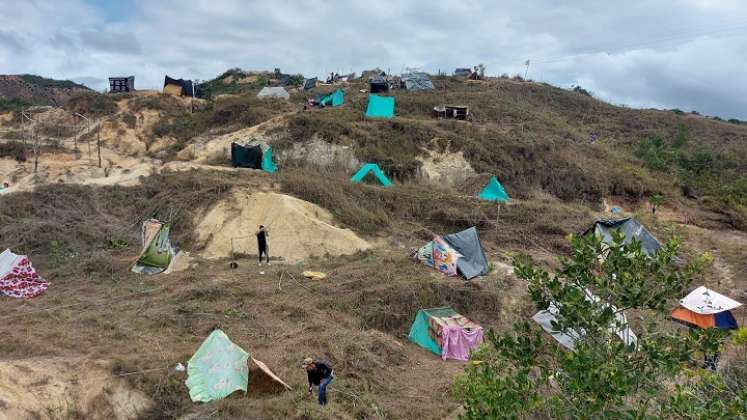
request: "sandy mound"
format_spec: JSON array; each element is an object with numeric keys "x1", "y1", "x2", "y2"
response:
[
  {"x1": 0, "y1": 357, "x2": 152, "y2": 420},
  {"x1": 418, "y1": 149, "x2": 476, "y2": 187},
  {"x1": 195, "y1": 190, "x2": 371, "y2": 263}
]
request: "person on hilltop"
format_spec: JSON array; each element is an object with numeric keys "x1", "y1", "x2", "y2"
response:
[
  {"x1": 255, "y1": 225, "x2": 270, "y2": 266},
  {"x1": 302, "y1": 357, "x2": 334, "y2": 406}
]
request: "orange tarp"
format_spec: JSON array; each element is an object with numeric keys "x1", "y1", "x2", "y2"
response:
[{"x1": 671, "y1": 307, "x2": 715, "y2": 329}]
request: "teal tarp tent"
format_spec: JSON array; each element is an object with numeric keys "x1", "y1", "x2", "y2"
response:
[
  {"x1": 319, "y1": 89, "x2": 344, "y2": 107},
  {"x1": 262, "y1": 146, "x2": 278, "y2": 173},
  {"x1": 351, "y1": 163, "x2": 392, "y2": 186},
  {"x1": 186, "y1": 329, "x2": 249, "y2": 402},
  {"x1": 479, "y1": 176, "x2": 509, "y2": 202},
  {"x1": 408, "y1": 309, "x2": 444, "y2": 356},
  {"x1": 365, "y1": 94, "x2": 395, "y2": 118}
]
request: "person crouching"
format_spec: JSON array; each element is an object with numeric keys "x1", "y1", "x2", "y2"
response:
[{"x1": 302, "y1": 357, "x2": 333, "y2": 406}]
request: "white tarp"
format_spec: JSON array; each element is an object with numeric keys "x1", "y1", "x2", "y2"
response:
[
  {"x1": 0, "y1": 249, "x2": 17, "y2": 277},
  {"x1": 680, "y1": 286, "x2": 742, "y2": 314},
  {"x1": 257, "y1": 86, "x2": 290, "y2": 100},
  {"x1": 533, "y1": 288, "x2": 637, "y2": 350}
]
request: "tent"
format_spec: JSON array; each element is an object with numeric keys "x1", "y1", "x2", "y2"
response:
[
  {"x1": 163, "y1": 75, "x2": 197, "y2": 97},
  {"x1": 583, "y1": 218, "x2": 661, "y2": 255},
  {"x1": 414, "y1": 227, "x2": 489, "y2": 280},
  {"x1": 401, "y1": 72, "x2": 434, "y2": 91},
  {"x1": 365, "y1": 94, "x2": 395, "y2": 119},
  {"x1": 478, "y1": 176, "x2": 510, "y2": 202},
  {"x1": 257, "y1": 86, "x2": 290, "y2": 100},
  {"x1": 231, "y1": 142, "x2": 277, "y2": 173},
  {"x1": 0, "y1": 249, "x2": 49, "y2": 298},
  {"x1": 131, "y1": 219, "x2": 176, "y2": 275},
  {"x1": 408, "y1": 307, "x2": 484, "y2": 361},
  {"x1": 454, "y1": 68, "x2": 472, "y2": 77},
  {"x1": 671, "y1": 286, "x2": 741, "y2": 329},
  {"x1": 350, "y1": 163, "x2": 392, "y2": 186},
  {"x1": 186, "y1": 329, "x2": 291, "y2": 402},
  {"x1": 303, "y1": 77, "x2": 317, "y2": 90},
  {"x1": 533, "y1": 288, "x2": 638, "y2": 350},
  {"x1": 317, "y1": 89, "x2": 344, "y2": 107}
]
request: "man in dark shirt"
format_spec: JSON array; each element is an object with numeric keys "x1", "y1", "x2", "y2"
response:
[
  {"x1": 302, "y1": 357, "x2": 334, "y2": 406},
  {"x1": 255, "y1": 225, "x2": 270, "y2": 265}
]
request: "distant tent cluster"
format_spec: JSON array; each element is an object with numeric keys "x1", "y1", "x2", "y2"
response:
[{"x1": 231, "y1": 140, "x2": 278, "y2": 173}]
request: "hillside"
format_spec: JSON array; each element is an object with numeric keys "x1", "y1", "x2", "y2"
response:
[
  {"x1": 0, "y1": 72, "x2": 746, "y2": 419},
  {"x1": 0, "y1": 74, "x2": 91, "y2": 110}
]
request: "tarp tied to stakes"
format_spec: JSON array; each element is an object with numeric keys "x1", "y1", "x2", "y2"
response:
[
  {"x1": 186, "y1": 329, "x2": 291, "y2": 403},
  {"x1": 401, "y1": 72, "x2": 434, "y2": 91},
  {"x1": 131, "y1": 219, "x2": 176, "y2": 275},
  {"x1": 365, "y1": 94, "x2": 395, "y2": 119},
  {"x1": 478, "y1": 176, "x2": 510, "y2": 202},
  {"x1": 350, "y1": 163, "x2": 392, "y2": 187},
  {"x1": 671, "y1": 286, "x2": 742, "y2": 329},
  {"x1": 408, "y1": 307, "x2": 484, "y2": 361},
  {"x1": 533, "y1": 288, "x2": 638, "y2": 350},
  {"x1": 318, "y1": 89, "x2": 345, "y2": 107},
  {"x1": 415, "y1": 227, "x2": 489, "y2": 280},
  {"x1": 0, "y1": 249, "x2": 49, "y2": 298},
  {"x1": 583, "y1": 218, "x2": 661, "y2": 256}
]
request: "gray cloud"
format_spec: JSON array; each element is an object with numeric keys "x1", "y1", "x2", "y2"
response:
[{"x1": 1, "y1": 0, "x2": 747, "y2": 118}]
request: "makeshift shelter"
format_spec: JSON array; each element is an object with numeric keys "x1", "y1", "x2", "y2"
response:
[
  {"x1": 454, "y1": 68, "x2": 472, "y2": 77},
  {"x1": 433, "y1": 105, "x2": 469, "y2": 120},
  {"x1": 317, "y1": 89, "x2": 344, "y2": 107},
  {"x1": 163, "y1": 75, "x2": 197, "y2": 97},
  {"x1": 369, "y1": 79, "x2": 390, "y2": 93},
  {"x1": 186, "y1": 330, "x2": 291, "y2": 402},
  {"x1": 231, "y1": 141, "x2": 277, "y2": 173},
  {"x1": 257, "y1": 86, "x2": 290, "y2": 100},
  {"x1": 109, "y1": 76, "x2": 134, "y2": 93},
  {"x1": 583, "y1": 218, "x2": 661, "y2": 255},
  {"x1": 303, "y1": 77, "x2": 318, "y2": 90},
  {"x1": 533, "y1": 288, "x2": 638, "y2": 350},
  {"x1": 479, "y1": 176, "x2": 510, "y2": 202},
  {"x1": 671, "y1": 286, "x2": 741, "y2": 330},
  {"x1": 365, "y1": 94, "x2": 395, "y2": 118},
  {"x1": 350, "y1": 163, "x2": 392, "y2": 186},
  {"x1": 131, "y1": 219, "x2": 176, "y2": 275},
  {"x1": 408, "y1": 307, "x2": 484, "y2": 361},
  {"x1": 401, "y1": 72, "x2": 434, "y2": 91},
  {"x1": 0, "y1": 249, "x2": 49, "y2": 298},
  {"x1": 415, "y1": 227, "x2": 489, "y2": 280}
]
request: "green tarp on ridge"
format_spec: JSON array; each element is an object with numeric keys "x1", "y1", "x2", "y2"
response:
[
  {"x1": 351, "y1": 163, "x2": 392, "y2": 186},
  {"x1": 478, "y1": 176, "x2": 509, "y2": 202},
  {"x1": 365, "y1": 94, "x2": 395, "y2": 119},
  {"x1": 319, "y1": 89, "x2": 344, "y2": 107},
  {"x1": 186, "y1": 329, "x2": 250, "y2": 403},
  {"x1": 262, "y1": 146, "x2": 278, "y2": 173}
]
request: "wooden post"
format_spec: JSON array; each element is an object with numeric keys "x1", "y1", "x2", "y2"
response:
[
  {"x1": 97, "y1": 125, "x2": 102, "y2": 168},
  {"x1": 33, "y1": 129, "x2": 39, "y2": 173}
]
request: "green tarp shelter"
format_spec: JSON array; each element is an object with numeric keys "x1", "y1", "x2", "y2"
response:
[
  {"x1": 131, "y1": 219, "x2": 176, "y2": 275},
  {"x1": 318, "y1": 89, "x2": 344, "y2": 107},
  {"x1": 365, "y1": 94, "x2": 395, "y2": 119},
  {"x1": 351, "y1": 163, "x2": 392, "y2": 186},
  {"x1": 186, "y1": 329, "x2": 249, "y2": 402},
  {"x1": 479, "y1": 176, "x2": 509, "y2": 202},
  {"x1": 408, "y1": 307, "x2": 484, "y2": 361},
  {"x1": 262, "y1": 146, "x2": 277, "y2": 173}
]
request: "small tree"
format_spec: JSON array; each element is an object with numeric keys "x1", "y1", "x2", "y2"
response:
[{"x1": 456, "y1": 232, "x2": 745, "y2": 419}]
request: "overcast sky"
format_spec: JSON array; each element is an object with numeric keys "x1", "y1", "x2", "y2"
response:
[{"x1": 2, "y1": 0, "x2": 747, "y2": 118}]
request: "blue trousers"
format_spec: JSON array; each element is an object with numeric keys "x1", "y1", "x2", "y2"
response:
[{"x1": 318, "y1": 375, "x2": 333, "y2": 405}]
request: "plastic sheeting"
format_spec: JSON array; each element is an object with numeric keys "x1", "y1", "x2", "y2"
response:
[
  {"x1": 442, "y1": 227, "x2": 489, "y2": 280},
  {"x1": 365, "y1": 94, "x2": 395, "y2": 118},
  {"x1": 478, "y1": 176, "x2": 510, "y2": 202},
  {"x1": 350, "y1": 163, "x2": 392, "y2": 186},
  {"x1": 583, "y1": 218, "x2": 661, "y2": 255},
  {"x1": 257, "y1": 87, "x2": 290, "y2": 100},
  {"x1": 186, "y1": 330, "x2": 250, "y2": 402},
  {"x1": 679, "y1": 286, "x2": 742, "y2": 314}
]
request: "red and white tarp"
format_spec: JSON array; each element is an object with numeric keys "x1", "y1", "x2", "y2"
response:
[{"x1": 0, "y1": 249, "x2": 49, "y2": 298}]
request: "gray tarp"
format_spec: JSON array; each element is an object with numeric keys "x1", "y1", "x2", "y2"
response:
[
  {"x1": 442, "y1": 227, "x2": 489, "y2": 280},
  {"x1": 401, "y1": 72, "x2": 434, "y2": 91},
  {"x1": 257, "y1": 86, "x2": 290, "y2": 100},
  {"x1": 583, "y1": 218, "x2": 661, "y2": 256}
]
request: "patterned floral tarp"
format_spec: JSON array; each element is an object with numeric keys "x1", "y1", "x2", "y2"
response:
[
  {"x1": 186, "y1": 329, "x2": 250, "y2": 402},
  {"x1": 0, "y1": 249, "x2": 49, "y2": 299},
  {"x1": 432, "y1": 236, "x2": 461, "y2": 276}
]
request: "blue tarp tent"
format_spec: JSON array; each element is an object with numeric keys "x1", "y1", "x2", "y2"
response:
[
  {"x1": 318, "y1": 89, "x2": 344, "y2": 107},
  {"x1": 351, "y1": 163, "x2": 392, "y2": 186},
  {"x1": 479, "y1": 176, "x2": 510, "y2": 202},
  {"x1": 365, "y1": 94, "x2": 395, "y2": 119}
]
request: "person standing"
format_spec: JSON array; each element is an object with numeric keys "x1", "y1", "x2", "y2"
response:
[
  {"x1": 255, "y1": 225, "x2": 270, "y2": 265},
  {"x1": 302, "y1": 357, "x2": 333, "y2": 406}
]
